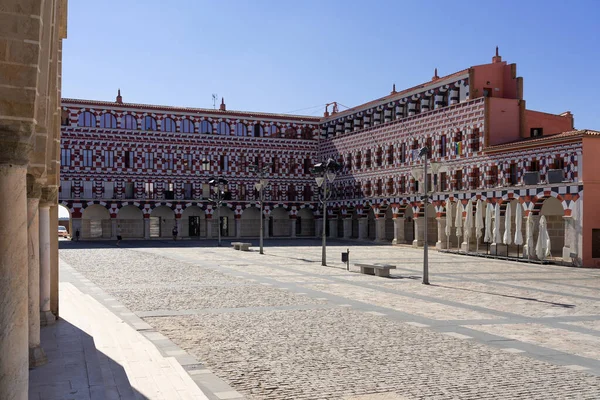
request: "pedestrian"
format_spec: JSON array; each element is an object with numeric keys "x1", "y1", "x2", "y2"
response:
[
  {"x1": 75, "y1": 229, "x2": 80, "y2": 242},
  {"x1": 172, "y1": 226, "x2": 178, "y2": 241}
]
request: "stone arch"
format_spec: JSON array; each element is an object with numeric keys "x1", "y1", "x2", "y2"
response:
[
  {"x1": 117, "y1": 205, "x2": 144, "y2": 238},
  {"x1": 81, "y1": 204, "x2": 110, "y2": 239},
  {"x1": 212, "y1": 205, "x2": 235, "y2": 238},
  {"x1": 531, "y1": 191, "x2": 564, "y2": 215},
  {"x1": 58, "y1": 204, "x2": 72, "y2": 238},
  {"x1": 241, "y1": 206, "x2": 261, "y2": 237},
  {"x1": 181, "y1": 205, "x2": 206, "y2": 238},
  {"x1": 540, "y1": 197, "x2": 565, "y2": 255},
  {"x1": 150, "y1": 206, "x2": 175, "y2": 238},
  {"x1": 270, "y1": 207, "x2": 290, "y2": 237},
  {"x1": 297, "y1": 207, "x2": 315, "y2": 236}
]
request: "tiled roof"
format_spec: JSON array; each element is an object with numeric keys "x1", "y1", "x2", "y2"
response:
[
  {"x1": 484, "y1": 130, "x2": 600, "y2": 152},
  {"x1": 61, "y1": 98, "x2": 322, "y2": 123}
]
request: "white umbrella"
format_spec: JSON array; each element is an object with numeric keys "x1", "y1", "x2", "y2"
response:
[
  {"x1": 455, "y1": 201, "x2": 463, "y2": 249},
  {"x1": 503, "y1": 203, "x2": 512, "y2": 246},
  {"x1": 445, "y1": 201, "x2": 453, "y2": 250},
  {"x1": 525, "y1": 213, "x2": 534, "y2": 259},
  {"x1": 514, "y1": 203, "x2": 523, "y2": 249},
  {"x1": 493, "y1": 202, "x2": 502, "y2": 244},
  {"x1": 484, "y1": 203, "x2": 493, "y2": 243},
  {"x1": 535, "y1": 215, "x2": 551, "y2": 260},
  {"x1": 464, "y1": 200, "x2": 473, "y2": 251},
  {"x1": 475, "y1": 200, "x2": 484, "y2": 252}
]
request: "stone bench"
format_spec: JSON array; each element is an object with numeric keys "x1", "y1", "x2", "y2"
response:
[
  {"x1": 231, "y1": 242, "x2": 252, "y2": 251},
  {"x1": 354, "y1": 263, "x2": 397, "y2": 278}
]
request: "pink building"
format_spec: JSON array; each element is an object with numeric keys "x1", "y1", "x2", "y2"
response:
[{"x1": 60, "y1": 49, "x2": 600, "y2": 267}]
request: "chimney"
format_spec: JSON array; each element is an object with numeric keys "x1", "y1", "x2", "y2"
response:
[
  {"x1": 492, "y1": 46, "x2": 502, "y2": 63},
  {"x1": 116, "y1": 89, "x2": 123, "y2": 104},
  {"x1": 432, "y1": 68, "x2": 439, "y2": 81},
  {"x1": 219, "y1": 97, "x2": 226, "y2": 111},
  {"x1": 390, "y1": 84, "x2": 397, "y2": 95}
]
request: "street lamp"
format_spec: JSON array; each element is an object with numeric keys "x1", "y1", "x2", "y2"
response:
[
  {"x1": 312, "y1": 158, "x2": 341, "y2": 266},
  {"x1": 249, "y1": 164, "x2": 271, "y2": 254},
  {"x1": 418, "y1": 146, "x2": 431, "y2": 285},
  {"x1": 208, "y1": 177, "x2": 228, "y2": 247}
]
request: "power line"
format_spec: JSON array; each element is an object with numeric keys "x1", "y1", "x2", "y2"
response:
[{"x1": 284, "y1": 104, "x2": 327, "y2": 114}]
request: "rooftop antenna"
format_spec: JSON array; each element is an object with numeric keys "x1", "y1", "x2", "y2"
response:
[{"x1": 212, "y1": 94, "x2": 218, "y2": 109}]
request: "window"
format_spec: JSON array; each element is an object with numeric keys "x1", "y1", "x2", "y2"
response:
[
  {"x1": 530, "y1": 160, "x2": 540, "y2": 172},
  {"x1": 472, "y1": 167, "x2": 480, "y2": 189},
  {"x1": 455, "y1": 170, "x2": 462, "y2": 190},
  {"x1": 483, "y1": 87, "x2": 492, "y2": 97},
  {"x1": 165, "y1": 182, "x2": 174, "y2": 200},
  {"x1": 490, "y1": 165, "x2": 498, "y2": 186},
  {"x1": 440, "y1": 135, "x2": 447, "y2": 157},
  {"x1": 199, "y1": 120, "x2": 212, "y2": 134},
  {"x1": 183, "y1": 153, "x2": 193, "y2": 170},
  {"x1": 181, "y1": 119, "x2": 194, "y2": 133},
  {"x1": 143, "y1": 116, "x2": 157, "y2": 131},
  {"x1": 202, "y1": 159, "x2": 211, "y2": 171},
  {"x1": 356, "y1": 152, "x2": 362, "y2": 169},
  {"x1": 61, "y1": 110, "x2": 69, "y2": 126},
  {"x1": 100, "y1": 113, "x2": 117, "y2": 128},
  {"x1": 144, "y1": 152, "x2": 154, "y2": 169},
  {"x1": 61, "y1": 149, "x2": 71, "y2": 166},
  {"x1": 163, "y1": 117, "x2": 176, "y2": 132},
  {"x1": 593, "y1": 229, "x2": 600, "y2": 258},
  {"x1": 554, "y1": 157, "x2": 565, "y2": 170},
  {"x1": 346, "y1": 154, "x2": 352, "y2": 170},
  {"x1": 184, "y1": 183, "x2": 192, "y2": 200},
  {"x1": 400, "y1": 143, "x2": 406, "y2": 163},
  {"x1": 471, "y1": 128, "x2": 480, "y2": 152},
  {"x1": 235, "y1": 123, "x2": 247, "y2": 136},
  {"x1": 103, "y1": 150, "x2": 114, "y2": 168},
  {"x1": 121, "y1": 115, "x2": 137, "y2": 130},
  {"x1": 440, "y1": 172, "x2": 447, "y2": 191},
  {"x1": 387, "y1": 145, "x2": 394, "y2": 165},
  {"x1": 144, "y1": 182, "x2": 154, "y2": 199},
  {"x1": 366, "y1": 149, "x2": 372, "y2": 168},
  {"x1": 301, "y1": 127, "x2": 312, "y2": 139},
  {"x1": 82, "y1": 150, "x2": 93, "y2": 167},
  {"x1": 125, "y1": 182, "x2": 134, "y2": 198},
  {"x1": 217, "y1": 122, "x2": 230, "y2": 135},
  {"x1": 125, "y1": 151, "x2": 134, "y2": 169},
  {"x1": 165, "y1": 153, "x2": 174, "y2": 170},
  {"x1": 269, "y1": 125, "x2": 279, "y2": 137},
  {"x1": 78, "y1": 112, "x2": 96, "y2": 127},
  {"x1": 303, "y1": 158, "x2": 311, "y2": 174},
  {"x1": 253, "y1": 123, "x2": 263, "y2": 137},
  {"x1": 510, "y1": 163, "x2": 518, "y2": 185},
  {"x1": 530, "y1": 128, "x2": 543, "y2": 137},
  {"x1": 220, "y1": 155, "x2": 228, "y2": 171},
  {"x1": 387, "y1": 178, "x2": 394, "y2": 195},
  {"x1": 400, "y1": 176, "x2": 406, "y2": 193},
  {"x1": 375, "y1": 148, "x2": 382, "y2": 167}
]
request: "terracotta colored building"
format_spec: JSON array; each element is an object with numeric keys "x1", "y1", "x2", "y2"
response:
[{"x1": 60, "y1": 49, "x2": 599, "y2": 267}]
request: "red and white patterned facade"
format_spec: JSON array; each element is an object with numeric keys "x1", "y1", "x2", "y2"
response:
[{"x1": 60, "y1": 50, "x2": 600, "y2": 267}]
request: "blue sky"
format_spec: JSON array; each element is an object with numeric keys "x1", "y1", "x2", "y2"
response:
[{"x1": 63, "y1": 0, "x2": 600, "y2": 128}]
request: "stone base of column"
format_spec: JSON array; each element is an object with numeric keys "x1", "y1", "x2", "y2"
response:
[
  {"x1": 490, "y1": 243, "x2": 501, "y2": 256},
  {"x1": 460, "y1": 242, "x2": 471, "y2": 252},
  {"x1": 29, "y1": 345, "x2": 48, "y2": 367},
  {"x1": 412, "y1": 239, "x2": 423, "y2": 247},
  {"x1": 40, "y1": 310, "x2": 56, "y2": 326},
  {"x1": 436, "y1": 240, "x2": 446, "y2": 250}
]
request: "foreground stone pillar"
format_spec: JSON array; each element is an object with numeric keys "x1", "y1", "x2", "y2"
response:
[
  {"x1": 523, "y1": 215, "x2": 539, "y2": 259},
  {"x1": 392, "y1": 217, "x2": 405, "y2": 244},
  {"x1": 413, "y1": 217, "x2": 425, "y2": 247},
  {"x1": 343, "y1": 218, "x2": 352, "y2": 239},
  {"x1": 0, "y1": 163, "x2": 29, "y2": 398},
  {"x1": 375, "y1": 218, "x2": 386, "y2": 242},
  {"x1": 50, "y1": 205, "x2": 59, "y2": 317},
  {"x1": 436, "y1": 217, "x2": 447, "y2": 250},
  {"x1": 27, "y1": 181, "x2": 47, "y2": 366},
  {"x1": 358, "y1": 218, "x2": 368, "y2": 240},
  {"x1": 176, "y1": 218, "x2": 183, "y2": 239},
  {"x1": 328, "y1": 219, "x2": 338, "y2": 239},
  {"x1": 39, "y1": 197, "x2": 55, "y2": 326}
]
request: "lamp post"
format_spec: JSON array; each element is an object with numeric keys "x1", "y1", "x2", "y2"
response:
[
  {"x1": 208, "y1": 177, "x2": 228, "y2": 247},
  {"x1": 312, "y1": 158, "x2": 341, "y2": 266},
  {"x1": 418, "y1": 146, "x2": 431, "y2": 285},
  {"x1": 250, "y1": 164, "x2": 270, "y2": 254}
]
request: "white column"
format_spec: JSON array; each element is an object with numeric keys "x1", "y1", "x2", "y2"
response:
[
  {"x1": 358, "y1": 218, "x2": 368, "y2": 240},
  {"x1": 343, "y1": 218, "x2": 352, "y2": 239},
  {"x1": 315, "y1": 218, "x2": 323, "y2": 239},
  {"x1": 392, "y1": 217, "x2": 405, "y2": 244},
  {"x1": 111, "y1": 218, "x2": 117, "y2": 239},
  {"x1": 375, "y1": 218, "x2": 386, "y2": 242},
  {"x1": 412, "y1": 217, "x2": 424, "y2": 247},
  {"x1": 290, "y1": 219, "x2": 297, "y2": 238},
  {"x1": 328, "y1": 219, "x2": 338, "y2": 239},
  {"x1": 27, "y1": 187, "x2": 46, "y2": 366},
  {"x1": 235, "y1": 218, "x2": 241, "y2": 238},
  {"x1": 39, "y1": 204, "x2": 55, "y2": 325},
  {"x1": 436, "y1": 217, "x2": 447, "y2": 249},
  {"x1": 490, "y1": 217, "x2": 504, "y2": 255},
  {"x1": 176, "y1": 218, "x2": 182, "y2": 239},
  {"x1": 144, "y1": 217, "x2": 150, "y2": 239},
  {"x1": 206, "y1": 217, "x2": 213, "y2": 238},
  {"x1": 0, "y1": 164, "x2": 29, "y2": 398}
]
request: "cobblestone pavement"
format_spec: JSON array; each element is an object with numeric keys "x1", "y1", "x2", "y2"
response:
[{"x1": 60, "y1": 239, "x2": 600, "y2": 399}]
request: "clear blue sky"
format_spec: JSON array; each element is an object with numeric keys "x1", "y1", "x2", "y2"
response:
[{"x1": 63, "y1": 0, "x2": 600, "y2": 128}]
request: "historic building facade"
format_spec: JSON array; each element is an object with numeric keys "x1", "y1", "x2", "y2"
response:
[
  {"x1": 1, "y1": 1, "x2": 67, "y2": 398},
  {"x1": 60, "y1": 49, "x2": 599, "y2": 267}
]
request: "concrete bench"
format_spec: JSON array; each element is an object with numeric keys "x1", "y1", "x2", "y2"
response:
[
  {"x1": 231, "y1": 242, "x2": 252, "y2": 251},
  {"x1": 354, "y1": 263, "x2": 397, "y2": 278}
]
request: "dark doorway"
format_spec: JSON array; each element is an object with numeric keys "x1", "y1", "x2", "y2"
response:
[{"x1": 189, "y1": 216, "x2": 200, "y2": 237}]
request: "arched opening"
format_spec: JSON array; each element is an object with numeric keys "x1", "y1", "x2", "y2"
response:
[
  {"x1": 81, "y1": 204, "x2": 111, "y2": 239},
  {"x1": 351, "y1": 210, "x2": 359, "y2": 238},
  {"x1": 143, "y1": 116, "x2": 157, "y2": 131},
  {"x1": 270, "y1": 207, "x2": 290, "y2": 237},
  {"x1": 241, "y1": 207, "x2": 261, "y2": 237},
  {"x1": 367, "y1": 209, "x2": 376, "y2": 240},
  {"x1": 404, "y1": 207, "x2": 415, "y2": 243},
  {"x1": 253, "y1": 123, "x2": 263, "y2": 137},
  {"x1": 99, "y1": 113, "x2": 117, "y2": 128},
  {"x1": 297, "y1": 208, "x2": 315, "y2": 236},
  {"x1": 181, "y1": 206, "x2": 206, "y2": 238},
  {"x1": 200, "y1": 120, "x2": 212, "y2": 134},
  {"x1": 181, "y1": 119, "x2": 195, "y2": 133},
  {"x1": 384, "y1": 207, "x2": 394, "y2": 241},
  {"x1": 426, "y1": 203, "x2": 437, "y2": 245},
  {"x1": 58, "y1": 204, "x2": 72, "y2": 240},
  {"x1": 150, "y1": 206, "x2": 175, "y2": 238},
  {"x1": 540, "y1": 197, "x2": 565, "y2": 257},
  {"x1": 163, "y1": 117, "x2": 176, "y2": 132},
  {"x1": 211, "y1": 206, "x2": 235, "y2": 238},
  {"x1": 78, "y1": 111, "x2": 96, "y2": 127},
  {"x1": 117, "y1": 205, "x2": 144, "y2": 238}
]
